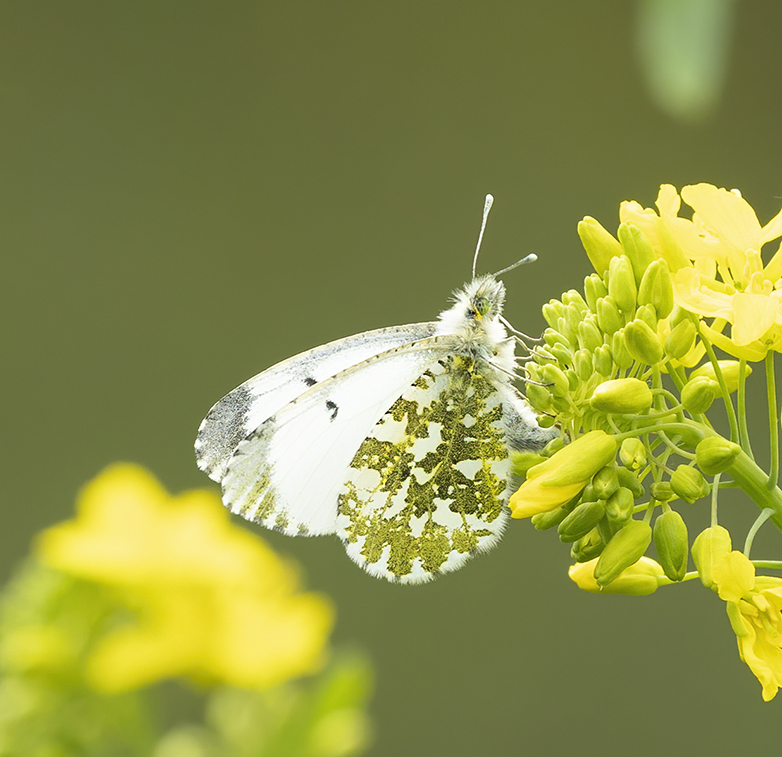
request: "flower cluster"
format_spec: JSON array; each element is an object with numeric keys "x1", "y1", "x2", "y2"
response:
[{"x1": 513, "y1": 184, "x2": 782, "y2": 700}]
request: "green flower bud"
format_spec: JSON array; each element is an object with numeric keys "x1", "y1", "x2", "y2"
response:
[
  {"x1": 605, "y1": 486, "x2": 635, "y2": 531},
  {"x1": 566, "y1": 368, "x2": 579, "y2": 392},
  {"x1": 584, "y1": 273, "x2": 608, "y2": 312},
  {"x1": 591, "y1": 465, "x2": 620, "y2": 500},
  {"x1": 570, "y1": 528, "x2": 605, "y2": 562},
  {"x1": 654, "y1": 510, "x2": 689, "y2": 581},
  {"x1": 590, "y1": 378, "x2": 653, "y2": 414},
  {"x1": 581, "y1": 483, "x2": 597, "y2": 502},
  {"x1": 542, "y1": 300, "x2": 565, "y2": 329},
  {"x1": 594, "y1": 520, "x2": 653, "y2": 587},
  {"x1": 611, "y1": 329, "x2": 634, "y2": 369},
  {"x1": 635, "y1": 303, "x2": 658, "y2": 330},
  {"x1": 616, "y1": 467, "x2": 645, "y2": 499},
  {"x1": 594, "y1": 344, "x2": 613, "y2": 376},
  {"x1": 563, "y1": 306, "x2": 583, "y2": 344},
  {"x1": 549, "y1": 342, "x2": 573, "y2": 366},
  {"x1": 691, "y1": 525, "x2": 732, "y2": 589},
  {"x1": 670, "y1": 465, "x2": 709, "y2": 503},
  {"x1": 665, "y1": 319, "x2": 697, "y2": 360},
  {"x1": 607, "y1": 255, "x2": 638, "y2": 314},
  {"x1": 577, "y1": 317, "x2": 603, "y2": 352},
  {"x1": 695, "y1": 436, "x2": 741, "y2": 475},
  {"x1": 691, "y1": 360, "x2": 751, "y2": 394},
  {"x1": 544, "y1": 436, "x2": 565, "y2": 455},
  {"x1": 618, "y1": 222, "x2": 656, "y2": 284},
  {"x1": 562, "y1": 289, "x2": 588, "y2": 312},
  {"x1": 511, "y1": 451, "x2": 548, "y2": 477},
  {"x1": 624, "y1": 319, "x2": 664, "y2": 365},
  {"x1": 543, "y1": 328, "x2": 570, "y2": 349},
  {"x1": 542, "y1": 364, "x2": 570, "y2": 397},
  {"x1": 596, "y1": 296, "x2": 623, "y2": 336},
  {"x1": 619, "y1": 438, "x2": 647, "y2": 470},
  {"x1": 537, "y1": 414, "x2": 557, "y2": 428},
  {"x1": 532, "y1": 505, "x2": 570, "y2": 530},
  {"x1": 558, "y1": 500, "x2": 606, "y2": 542},
  {"x1": 578, "y1": 216, "x2": 623, "y2": 277},
  {"x1": 637, "y1": 258, "x2": 674, "y2": 318},
  {"x1": 556, "y1": 316, "x2": 577, "y2": 346},
  {"x1": 574, "y1": 349, "x2": 594, "y2": 381},
  {"x1": 525, "y1": 382, "x2": 552, "y2": 413},
  {"x1": 650, "y1": 481, "x2": 674, "y2": 501},
  {"x1": 681, "y1": 375, "x2": 718, "y2": 414}
]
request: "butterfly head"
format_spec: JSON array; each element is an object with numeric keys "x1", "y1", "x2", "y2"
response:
[{"x1": 462, "y1": 275, "x2": 505, "y2": 322}]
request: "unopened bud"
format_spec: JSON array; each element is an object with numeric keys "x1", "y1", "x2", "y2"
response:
[
  {"x1": 574, "y1": 349, "x2": 594, "y2": 381},
  {"x1": 624, "y1": 319, "x2": 664, "y2": 365},
  {"x1": 571, "y1": 555, "x2": 664, "y2": 595},
  {"x1": 691, "y1": 525, "x2": 732, "y2": 589},
  {"x1": 511, "y1": 451, "x2": 548, "y2": 477},
  {"x1": 591, "y1": 465, "x2": 620, "y2": 500},
  {"x1": 618, "y1": 222, "x2": 656, "y2": 284},
  {"x1": 531, "y1": 505, "x2": 570, "y2": 531},
  {"x1": 665, "y1": 319, "x2": 697, "y2": 360},
  {"x1": 594, "y1": 344, "x2": 613, "y2": 376},
  {"x1": 594, "y1": 520, "x2": 653, "y2": 587},
  {"x1": 670, "y1": 465, "x2": 710, "y2": 503},
  {"x1": 695, "y1": 436, "x2": 741, "y2": 475},
  {"x1": 596, "y1": 296, "x2": 623, "y2": 336},
  {"x1": 607, "y1": 255, "x2": 638, "y2": 314},
  {"x1": 619, "y1": 438, "x2": 647, "y2": 470},
  {"x1": 650, "y1": 481, "x2": 674, "y2": 502},
  {"x1": 558, "y1": 500, "x2": 606, "y2": 542},
  {"x1": 654, "y1": 510, "x2": 689, "y2": 581},
  {"x1": 525, "y1": 382, "x2": 553, "y2": 413},
  {"x1": 681, "y1": 375, "x2": 719, "y2": 414},
  {"x1": 577, "y1": 317, "x2": 603, "y2": 352},
  {"x1": 578, "y1": 216, "x2": 623, "y2": 277},
  {"x1": 562, "y1": 289, "x2": 588, "y2": 312},
  {"x1": 605, "y1": 486, "x2": 635, "y2": 531},
  {"x1": 638, "y1": 258, "x2": 674, "y2": 318},
  {"x1": 691, "y1": 360, "x2": 751, "y2": 394},
  {"x1": 570, "y1": 528, "x2": 605, "y2": 563},
  {"x1": 611, "y1": 329, "x2": 634, "y2": 369},
  {"x1": 584, "y1": 273, "x2": 608, "y2": 312},
  {"x1": 616, "y1": 467, "x2": 645, "y2": 499},
  {"x1": 590, "y1": 378, "x2": 653, "y2": 414},
  {"x1": 542, "y1": 300, "x2": 565, "y2": 329},
  {"x1": 542, "y1": 364, "x2": 570, "y2": 397}
]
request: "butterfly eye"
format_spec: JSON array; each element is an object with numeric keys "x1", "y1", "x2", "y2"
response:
[{"x1": 473, "y1": 296, "x2": 490, "y2": 318}]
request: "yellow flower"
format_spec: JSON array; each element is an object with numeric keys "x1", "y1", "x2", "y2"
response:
[
  {"x1": 37, "y1": 464, "x2": 333, "y2": 693},
  {"x1": 711, "y1": 550, "x2": 782, "y2": 702},
  {"x1": 621, "y1": 184, "x2": 782, "y2": 361}
]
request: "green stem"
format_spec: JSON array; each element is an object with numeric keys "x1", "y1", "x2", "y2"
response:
[
  {"x1": 711, "y1": 473, "x2": 721, "y2": 527},
  {"x1": 743, "y1": 508, "x2": 775, "y2": 557},
  {"x1": 698, "y1": 322, "x2": 740, "y2": 444},
  {"x1": 766, "y1": 351, "x2": 779, "y2": 489},
  {"x1": 728, "y1": 451, "x2": 782, "y2": 533},
  {"x1": 751, "y1": 560, "x2": 782, "y2": 570},
  {"x1": 737, "y1": 358, "x2": 754, "y2": 459}
]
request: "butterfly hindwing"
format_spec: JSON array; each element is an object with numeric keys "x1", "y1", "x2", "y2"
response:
[
  {"x1": 220, "y1": 336, "x2": 453, "y2": 537},
  {"x1": 196, "y1": 322, "x2": 438, "y2": 481},
  {"x1": 336, "y1": 355, "x2": 512, "y2": 583}
]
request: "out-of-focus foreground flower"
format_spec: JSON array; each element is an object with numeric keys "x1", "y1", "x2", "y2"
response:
[{"x1": 0, "y1": 464, "x2": 372, "y2": 757}]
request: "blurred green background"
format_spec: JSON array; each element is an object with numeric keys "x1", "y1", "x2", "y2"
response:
[{"x1": 3, "y1": 0, "x2": 781, "y2": 754}]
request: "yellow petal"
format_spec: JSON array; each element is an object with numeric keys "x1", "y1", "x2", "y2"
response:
[
  {"x1": 712, "y1": 551, "x2": 756, "y2": 603},
  {"x1": 730, "y1": 293, "x2": 779, "y2": 346}
]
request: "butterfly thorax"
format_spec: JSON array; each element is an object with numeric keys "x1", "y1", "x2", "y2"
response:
[{"x1": 434, "y1": 275, "x2": 514, "y2": 378}]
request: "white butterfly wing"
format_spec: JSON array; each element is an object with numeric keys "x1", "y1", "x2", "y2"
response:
[
  {"x1": 220, "y1": 336, "x2": 452, "y2": 536},
  {"x1": 196, "y1": 322, "x2": 437, "y2": 481}
]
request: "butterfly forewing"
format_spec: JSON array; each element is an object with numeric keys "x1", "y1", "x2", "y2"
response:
[
  {"x1": 196, "y1": 322, "x2": 438, "y2": 481},
  {"x1": 336, "y1": 355, "x2": 511, "y2": 583},
  {"x1": 220, "y1": 336, "x2": 452, "y2": 536}
]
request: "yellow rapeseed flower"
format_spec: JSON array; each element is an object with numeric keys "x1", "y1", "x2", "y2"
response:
[
  {"x1": 621, "y1": 184, "x2": 782, "y2": 361},
  {"x1": 37, "y1": 464, "x2": 333, "y2": 693},
  {"x1": 711, "y1": 550, "x2": 782, "y2": 702}
]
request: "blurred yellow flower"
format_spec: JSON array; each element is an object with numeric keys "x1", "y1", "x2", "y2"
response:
[
  {"x1": 620, "y1": 184, "x2": 782, "y2": 360},
  {"x1": 711, "y1": 550, "x2": 782, "y2": 702},
  {"x1": 37, "y1": 464, "x2": 333, "y2": 693}
]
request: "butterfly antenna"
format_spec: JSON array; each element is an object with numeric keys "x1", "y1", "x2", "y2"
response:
[
  {"x1": 471, "y1": 193, "x2": 494, "y2": 279},
  {"x1": 492, "y1": 253, "x2": 538, "y2": 278}
]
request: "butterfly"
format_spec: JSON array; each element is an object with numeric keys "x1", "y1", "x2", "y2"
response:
[{"x1": 195, "y1": 195, "x2": 554, "y2": 583}]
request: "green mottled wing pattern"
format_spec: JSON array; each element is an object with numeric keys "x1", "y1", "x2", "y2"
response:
[{"x1": 335, "y1": 356, "x2": 511, "y2": 583}]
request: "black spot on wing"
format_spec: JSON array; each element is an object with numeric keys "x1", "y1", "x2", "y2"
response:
[
  {"x1": 304, "y1": 377, "x2": 317, "y2": 387},
  {"x1": 326, "y1": 400, "x2": 338, "y2": 421}
]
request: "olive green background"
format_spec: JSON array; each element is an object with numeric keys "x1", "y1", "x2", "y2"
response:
[{"x1": 3, "y1": 1, "x2": 782, "y2": 754}]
